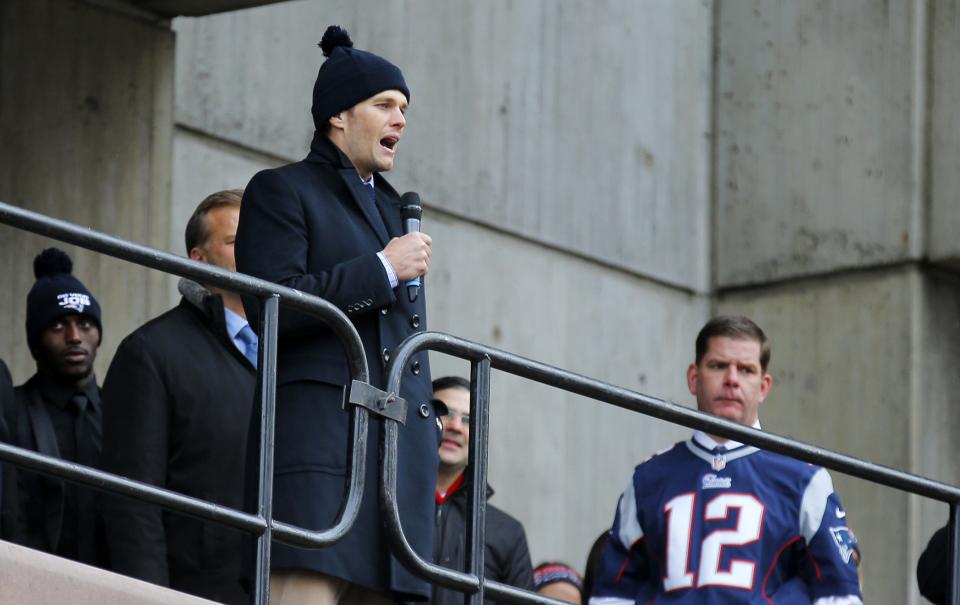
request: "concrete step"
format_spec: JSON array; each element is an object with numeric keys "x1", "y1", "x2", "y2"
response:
[{"x1": 0, "y1": 540, "x2": 219, "y2": 605}]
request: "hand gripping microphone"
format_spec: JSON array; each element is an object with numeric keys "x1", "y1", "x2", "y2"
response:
[{"x1": 400, "y1": 192, "x2": 422, "y2": 303}]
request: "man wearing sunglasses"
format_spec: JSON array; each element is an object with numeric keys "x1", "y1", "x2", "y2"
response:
[{"x1": 429, "y1": 376, "x2": 534, "y2": 605}]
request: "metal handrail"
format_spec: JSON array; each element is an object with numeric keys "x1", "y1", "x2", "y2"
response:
[
  {"x1": 382, "y1": 330, "x2": 960, "y2": 605},
  {"x1": 3, "y1": 200, "x2": 958, "y2": 604},
  {"x1": 0, "y1": 201, "x2": 375, "y2": 604}
]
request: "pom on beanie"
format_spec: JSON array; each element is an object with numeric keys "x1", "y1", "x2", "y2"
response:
[
  {"x1": 319, "y1": 25, "x2": 353, "y2": 57},
  {"x1": 34, "y1": 247, "x2": 74, "y2": 279}
]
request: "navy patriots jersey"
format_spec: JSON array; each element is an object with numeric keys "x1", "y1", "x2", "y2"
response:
[{"x1": 590, "y1": 433, "x2": 862, "y2": 604}]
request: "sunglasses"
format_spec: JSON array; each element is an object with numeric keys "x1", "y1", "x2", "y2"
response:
[{"x1": 431, "y1": 398, "x2": 470, "y2": 426}]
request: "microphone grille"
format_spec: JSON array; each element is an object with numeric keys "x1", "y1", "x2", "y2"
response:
[{"x1": 400, "y1": 192, "x2": 422, "y2": 220}]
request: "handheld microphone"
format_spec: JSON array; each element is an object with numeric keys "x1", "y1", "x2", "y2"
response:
[{"x1": 400, "y1": 192, "x2": 422, "y2": 303}]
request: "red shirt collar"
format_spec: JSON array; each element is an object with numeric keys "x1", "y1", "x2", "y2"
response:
[{"x1": 435, "y1": 472, "x2": 465, "y2": 505}]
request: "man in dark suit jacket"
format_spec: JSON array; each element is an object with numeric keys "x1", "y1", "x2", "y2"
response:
[
  {"x1": 235, "y1": 25, "x2": 437, "y2": 604},
  {"x1": 0, "y1": 359, "x2": 17, "y2": 538},
  {"x1": 6, "y1": 248, "x2": 107, "y2": 566},
  {"x1": 100, "y1": 190, "x2": 256, "y2": 604}
]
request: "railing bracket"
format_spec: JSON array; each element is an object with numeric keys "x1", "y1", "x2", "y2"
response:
[{"x1": 348, "y1": 380, "x2": 407, "y2": 424}]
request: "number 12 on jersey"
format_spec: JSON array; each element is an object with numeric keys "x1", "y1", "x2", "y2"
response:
[{"x1": 663, "y1": 493, "x2": 765, "y2": 591}]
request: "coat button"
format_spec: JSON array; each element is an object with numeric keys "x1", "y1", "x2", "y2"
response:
[
  {"x1": 418, "y1": 403, "x2": 430, "y2": 418},
  {"x1": 410, "y1": 314, "x2": 421, "y2": 329},
  {"x1": 411, "y1": 360, "x2": 421, "y2": 375},
  {"x1": 380, "y1": 307, "x2": 389, "y2": 316},
  {"x1": 381, "y1": 348, "x2": 390, "y2": 363},
  {"x1": 365, "y1": 298, "x2": 372, "y2": 305}
]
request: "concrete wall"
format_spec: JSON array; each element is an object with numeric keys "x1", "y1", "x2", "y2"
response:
[
  {"x1": 3, "y1": 0, "x2": 960, "y2": 603},
  {"x1": 171, "y1": 0, "x2": 714, "y2": 573},
  {"x1": 0, "y1": 0, "x2": 174, "y2": 383},
  {"x1": 930, "y1": 0, "x2": 960, "y2": 268},
  {"x1": 714, "y1": 1, "x2": 959, "y2": 603},
  {"x1": 170, "y1": 1, "x2": 960, "y2": 602},
  {"x1": 174, "y1": 0, "x2": 714, "y2": 292},
  {"x1": 714, "y1": 0, "x2": 922, "y2": 287}
]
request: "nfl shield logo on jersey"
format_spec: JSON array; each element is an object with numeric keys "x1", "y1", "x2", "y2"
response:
[{"x1": 711, "y1": 453, "x2": 726, "y2": 471}]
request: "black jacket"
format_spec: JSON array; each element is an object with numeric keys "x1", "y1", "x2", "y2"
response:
[
  {"x1": 6, "y1": 373, "x2": 106, "y2": 566},
  {"x1": 0, "y1": 360, "x2": 17, "y2": 539},
  {"x1": 918, "y1": 523, "x2": 950, "y2": 604},
  {"x1": 235, "y1": 132, "x2": 437, "y2": 601},
  {"x1": 100, "y1": 281, "x2": 255, "y2": 605},
  {"x1": 431, "y1": 479, "x2": 534, "y2": 605}
]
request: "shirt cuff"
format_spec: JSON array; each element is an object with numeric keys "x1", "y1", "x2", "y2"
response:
[{"x1": 377, "y1": 251, "x2": 399, "y2": 288}]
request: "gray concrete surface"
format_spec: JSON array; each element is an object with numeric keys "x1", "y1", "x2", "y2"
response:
[
  {"x1": 0, "y1": 539, "x2": 218, "y2": 604},
  {"x1": 930, "y1": 0, "x2": 960, "y2": 268},
  {"x1": 0, "y1": 0, "x2": 174, "y2": 383},
  {"x1": 714, "y1": 0, "x2": 921, "y2": 287},
  {"x1": 173, "y1": 0, "x2": 714, "y2": 292},
  {"x1": 2, "y1": 1, "x2": 959, "y2": 604}
]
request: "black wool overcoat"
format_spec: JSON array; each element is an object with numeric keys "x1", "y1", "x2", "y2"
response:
[
  {"x1": 235, "y1": 132, "x2": 437, "y2": 601},
  {"x1": 100, "y1": 283, "x2": 255, "y2": 605}
]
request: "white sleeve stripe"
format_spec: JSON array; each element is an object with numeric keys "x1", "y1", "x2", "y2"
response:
[
  {"x1": 616, "y1": 476, "x2": 644, "y2": 547},
  {"x1": 589, "y1": 598, "x2": 634, "y2": 605},
  {"x1": 798, "y1": 467, "x2": 835, "y2": 543},
  {"x1": 812, "y1": 596, "x2": 863, "y2": 605}
]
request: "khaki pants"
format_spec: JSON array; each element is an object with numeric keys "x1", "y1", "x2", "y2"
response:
[{"x1": 270, "y1": 570, "x2": 395, "y2": 605}]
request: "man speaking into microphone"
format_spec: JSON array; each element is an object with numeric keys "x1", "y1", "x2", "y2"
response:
[{"x1": 235, "y1": 25, "x2": 435, "y2": 605}]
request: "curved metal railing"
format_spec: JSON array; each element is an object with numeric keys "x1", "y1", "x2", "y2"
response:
[
  {"x1": 381, "y1": 331, "x2": 960, "y2": 605},
  {"x1": 3, "y1": 200, "x2": 959, "y2": 605},
  {"x1": 0, "y1": 201, "x2": 377, "y2": 604}
]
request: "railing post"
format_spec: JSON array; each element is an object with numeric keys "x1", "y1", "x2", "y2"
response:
[
  {"x1": 254, "y1": 294, "x2": 280, "y2": 605},
  {"x1": 949, "y1": 503, "x2": 960, "y2": 605},
  {"x1": 465, "y1": 356, "x2": 492, "y2": 605}
]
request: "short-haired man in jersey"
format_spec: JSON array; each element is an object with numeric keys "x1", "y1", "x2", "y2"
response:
[{"x1": 590, "y1": 315, "x2": 862, "y2": 604}]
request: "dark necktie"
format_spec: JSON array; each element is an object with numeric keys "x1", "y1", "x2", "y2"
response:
[
  {"x1": 70, "y1": 393, "x2": 98, "y2": 563},
  {"x1": 362, "y1": 182, "x2": 390, "y2": 242},
  {"x1": 70, "y1": 394, "x2": 97, "y2": 468}
]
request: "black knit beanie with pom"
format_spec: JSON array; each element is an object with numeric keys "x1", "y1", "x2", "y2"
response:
[
  {"x1": 311, "y1": 25, "x2": 410, "y2": 130},
  {"x1": 25, "y1": 248, "x2": 102, "y2": 354}
]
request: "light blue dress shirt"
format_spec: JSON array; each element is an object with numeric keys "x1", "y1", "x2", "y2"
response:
[{"x1": 224, "y1": 307, "x2": 258, "y2": 367}]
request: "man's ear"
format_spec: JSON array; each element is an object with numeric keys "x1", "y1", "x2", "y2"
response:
[
  {"x1": 189, "y1": 247, "x2": 205, "y2": 262},
  {"x1": 758, "y1": 372, "x2": 773, "y2": 403},
  {"x1": 329, "y1": 112, "x2": 345, "y2": 131},
  {"x1": 686, "y1": 363, "x2": 699, "y2": 396}
]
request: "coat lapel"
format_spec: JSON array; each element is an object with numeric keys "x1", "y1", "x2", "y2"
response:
[
  {"x1": 339, "y1": 169, "x2": 390, "y2": 246},
  {"x1": 377, "y1": 183, "x2": 403, "y2": 239},
  {"x1": 24, "y1": 385, "x2": 64, "y2": 550}
]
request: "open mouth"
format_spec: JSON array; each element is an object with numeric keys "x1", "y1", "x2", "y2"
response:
[{"x1": 380, "y1": 135, "x2": 399, "y2": 151}]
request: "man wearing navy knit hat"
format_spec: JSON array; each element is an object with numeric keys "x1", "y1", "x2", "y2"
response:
[
  {"x1": 236, "y1": 26, "x2": 435, "y2": 604},
  {"x1": 4, "y1": 248, "x2": 107, "y2": 566}
]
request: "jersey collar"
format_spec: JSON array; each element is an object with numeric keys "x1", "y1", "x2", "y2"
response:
[{"x1": 687, "y1": 420, "x2": 761, "y2": 465}]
